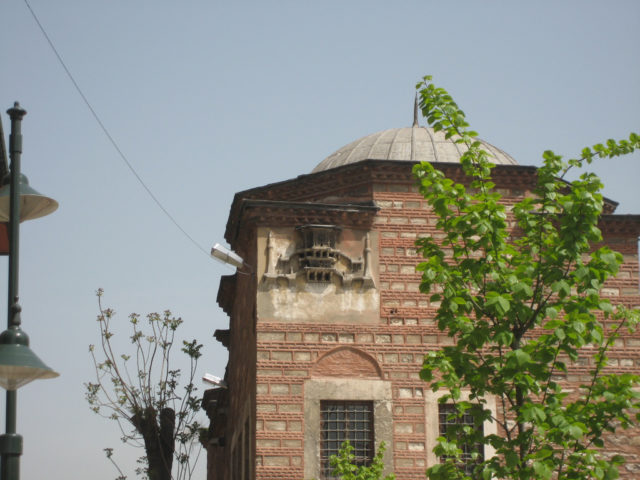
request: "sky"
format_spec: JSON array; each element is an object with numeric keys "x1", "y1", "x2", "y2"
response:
[{"x1": 0, "y1": 1, "x2": 638, "y2": 479}]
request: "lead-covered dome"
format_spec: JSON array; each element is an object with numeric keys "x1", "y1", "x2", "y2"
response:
[{"x1": 312, "y1": 125, "x2": 517, "y2": 173}]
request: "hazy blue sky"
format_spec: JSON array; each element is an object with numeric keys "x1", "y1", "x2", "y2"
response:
[{"x1": 0, "y1": 1, "x2": 638, "y2": 479}]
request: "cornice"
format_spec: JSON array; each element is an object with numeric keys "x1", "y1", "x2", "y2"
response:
[
  {"x1": 216, "y1": 274, "x2": 237, "y2": 316},
  {"x1": 229, "y1": 199, "x2": 379, "y2": 245},
  {"x1": 599, "y1": 214, "x2": 640, "y2": 235},
  {"x1": 223, "y1": 160, "x2": 627, "y2": 244}
]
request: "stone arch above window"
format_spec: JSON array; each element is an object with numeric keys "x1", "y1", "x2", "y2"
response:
[{"x1": 311, "y1": 346, "x2": 383, "y2": 379}]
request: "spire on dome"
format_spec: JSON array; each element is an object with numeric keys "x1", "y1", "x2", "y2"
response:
[{"x1": 413, "y1": 93, "x2": 419, "y2": 127}]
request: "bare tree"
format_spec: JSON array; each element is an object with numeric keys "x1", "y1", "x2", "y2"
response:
[{"x1": 86, "y1": 289, "x2": 203, "y2": 480}]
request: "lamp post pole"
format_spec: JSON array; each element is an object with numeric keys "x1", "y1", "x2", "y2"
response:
[
  {"x1": 1, "y1": 102, "x2": 27, "y2": 480},
  {"x1": 0, "y1": 103, "x2": 58, "y2": 479}
]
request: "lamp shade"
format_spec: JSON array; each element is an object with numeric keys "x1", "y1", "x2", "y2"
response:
[
  {"x1": 0, "y1": 328, "x2": 59, "y2": 390},
  {"x1": 0, "y1": 343, "x2": 59, "y2": 390},
  {"x1": 0, "y1": 173, "x2": 58, "y2": 222}
]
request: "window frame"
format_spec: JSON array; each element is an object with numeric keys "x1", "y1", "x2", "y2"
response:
[
  {"x1": 438, "y1": 403, "x2": 484, "y2": 474},
  {"x1": 425, "y1": 390, "x2": 496, "y2": 471},
  {"x1": 320, "y1": 400, "x2": 375, "y2": 478},
  {"x1": 303, "y1": 378, "x2": 393, "y2": 480}
]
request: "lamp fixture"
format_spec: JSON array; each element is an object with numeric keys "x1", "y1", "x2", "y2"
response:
[
  {"x1": 210, "y1": 243, "x2": 244, "y2": 269},
  {"x1": 0, "y1": 173, "x2": 58, "y2": 222},
  {"x1": 203, "y1": 373, "x2": 228, "y2": 389},
  {"x1": 0, "y1": 323, "x2": 58, "y2": 390}
]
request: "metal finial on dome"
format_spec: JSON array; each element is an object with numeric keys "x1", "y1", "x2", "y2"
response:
[{"x1": 413, "y1": 94, "x2": 419, "y2": 127}]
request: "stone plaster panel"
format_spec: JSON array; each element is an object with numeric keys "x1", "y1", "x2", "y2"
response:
[{"x1": 257, "y1": 226, "x2": 380, "y2": 323}]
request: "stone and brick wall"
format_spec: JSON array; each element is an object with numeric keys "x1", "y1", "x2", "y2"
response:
[{"x1": 207, "y1": 161, "x2": 640, "y2": 480}]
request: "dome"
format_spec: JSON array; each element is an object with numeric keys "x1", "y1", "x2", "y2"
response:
[{"x1": 312, "y1": 126, "x2": 517, "y2": 173}]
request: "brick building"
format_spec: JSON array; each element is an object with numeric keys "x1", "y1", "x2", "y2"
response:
[{"x1": 203, "y1": 122, "x2": 640, "y2": 479}]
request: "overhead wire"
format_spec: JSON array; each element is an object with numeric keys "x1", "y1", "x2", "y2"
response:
[{"x1": 22, "y1": 0, "x2": 212, "y2": 260}]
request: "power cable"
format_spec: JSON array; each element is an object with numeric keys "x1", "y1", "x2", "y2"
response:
[{"x1": 22, "y1": 0, "x2": 212, "y2": 259}]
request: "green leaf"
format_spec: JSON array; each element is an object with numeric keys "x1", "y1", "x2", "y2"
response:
[
  {"x1": 567, "y1": 424, "x2": 584, "y2": 439},
  {"x1": 532, "y1": 460, "x2": 553, "y2": 479},
  {"x1": 505, "y1": 450, "x2": 519, "y2": 468}
]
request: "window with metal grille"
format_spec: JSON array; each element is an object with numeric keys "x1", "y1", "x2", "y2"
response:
[
  {"x1": 320, "y1": 401, "x2": 374, "y2": 478},
  {"x1": 438, "y1": 404, "x2": 484, "y2": 475}
]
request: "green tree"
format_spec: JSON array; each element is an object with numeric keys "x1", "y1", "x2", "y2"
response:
[
  {"x1": 329, "y1": 441, "x2": 395, "y2": 480},
  {"x1": 413, "y1": 76, "x2": 640, "y2": 479},
  {"x1": 85, "y1": 289, "x2": 203, "y2": 480}
]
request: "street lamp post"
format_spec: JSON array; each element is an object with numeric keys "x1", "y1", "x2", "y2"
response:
[{"x1": 0, "y1": 103, "x2": 59, "y2": 480}]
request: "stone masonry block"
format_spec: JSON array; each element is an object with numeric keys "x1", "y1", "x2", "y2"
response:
[
  {"x1": 294, "y1": 351, "x2": 311, "y2": 361},
  {"x1": 338, "y1": 333, "x2": 355, "y2": 343},
  {"x1": 395, "y1": 423, "x2": 413, "y2": 434},
  {"x1": 287, "y1": 332, "x2": 302, "y2": 342},
  {"x1": 356, "y1": 333, "x2": 373, "y2": 343},
  {"x1": 283, "y1": 439, "x2": 302, "y2": 448},
  {"x1": 396, "y1": 458, "x2": 414, "y2": 468},
  {"x1": 288, "y1": 421, "x2": 302, "y2": 432},
  {"x1": 256, "y1": 439, "x2": 280, "y2": 448},
  {"x1": 280, "y1": 404, "x2": 302, "y2": 413},
  {"x1": 398, "y1": 388, "x2": 412, "y2": 398},
  {"x1": 265, "y1": 421, "x2": 287, "y2": 431},
  {"x1": 263, "y1": 456, "x2": 289, "y2": 467},
  {"x1": 258, "y1": 332, "x2": 285, "y2": 342},
  {"x1": 305, "y1": 333, "x2": 320, "y2": 343},
  {"x1": 257, "y1": 383, "x2": 268, "y2": 394},
  {"x1": 272, "y1": 351, "x2": 293, "y2": 361},
  {"x1": 384, "y1": 353, "x2": 399, "y2": 363},
  {"x1": 257, "y1": 404, "x2": 277, "y2": 413},
  {"x1": 270, "y1": 384, "x2": 289, "y2": 395},
  {"x1": 405, "y1": 406, "x2": 424, "y2": 414}
]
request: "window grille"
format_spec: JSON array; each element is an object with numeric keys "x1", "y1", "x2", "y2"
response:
[
  {"x1": 320, "y1": 401, "x2": 374, "y2": 478},
  {"x1": 438, "y1": 404, "x2": 484, "y2": 475}
]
